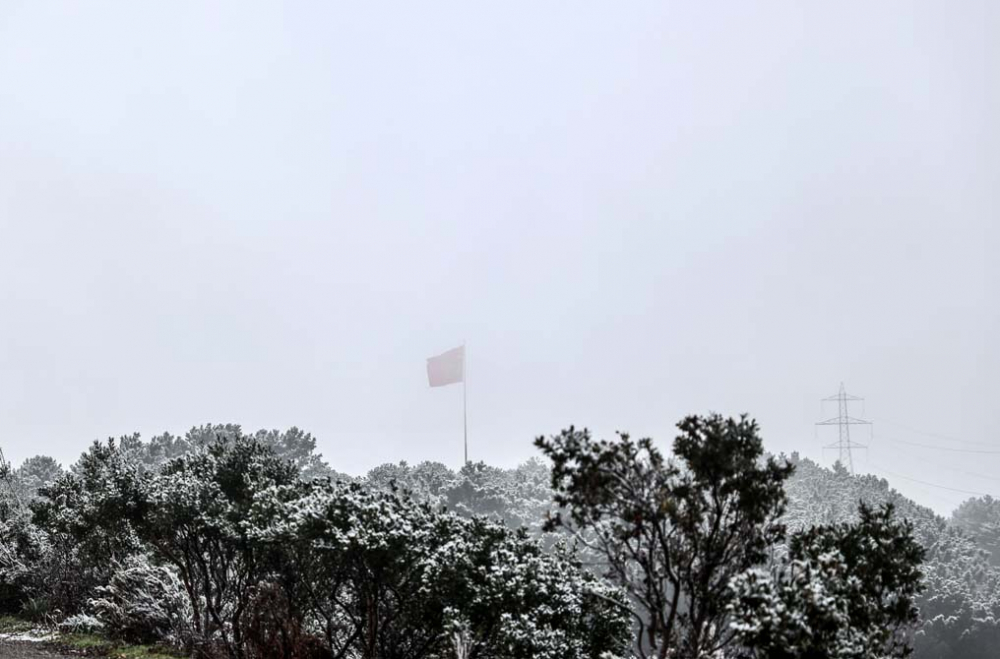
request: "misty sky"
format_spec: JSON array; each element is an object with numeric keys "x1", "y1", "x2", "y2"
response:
[{"x1": 1, "y1": 2, "x2": 997, "y2": 515}]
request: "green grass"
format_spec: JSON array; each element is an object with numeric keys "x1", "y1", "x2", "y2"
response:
[
  {"x1": 57, "y1": 632, "x2": 107, "y2": 649},
  {"x1": 57, "y1": 632, "x2": 185, "y2": 658},
  {"x1": 58, "y1": 632, "x2": 185, "y2": 658},
  {"x1": 0, "y1": 617, "x2": 185, "y2": 658},
  {"x1": 0, "y1": 615, "x2": 36, "y2": 634}
]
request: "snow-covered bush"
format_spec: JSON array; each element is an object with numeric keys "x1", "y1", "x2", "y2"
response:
[
  {"x1": 89, "y1": 554, "x2": 191, "y2": 645},
  {"x1": 58, "y1": 613, "x2": 105, "y2": 634},
  {"x1": 782, "y1": 455, "x2": 1000, "y2": 659},
  {"x1": 536, "y1": 415, "x2": 794, "y2": 658},
  {"x1": 251, "y1": 479, "x2": 631, "y2": 659},
  {"x1": 139, "y1": 433, "x2": 301, "y2": 656},
  {"x1": 0, "y1": 514, "x2": 41, "y2": 613},
  {"x1": 364, "y1": 457, "x2": 557, "y2": 535},
  {"x1": 0, "y1": 512, "x2": 91, "y2": 620},
  {"x1": 423, "y1": 522, "x2": 631, "y2": 659},
  {"x1": 729, "y1": 503, "x2": 925, "y2": 659},
  {"x1": 28, "y1": 438, "x2": 151, "y2": 616},
  {"x1": 729, "y1": 555, "x2": 862, "y2": 658}
]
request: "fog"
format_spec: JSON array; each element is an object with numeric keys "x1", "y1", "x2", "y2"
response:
[{"x1": 1, "y1": 1, "x2": 996, "y2": 515}]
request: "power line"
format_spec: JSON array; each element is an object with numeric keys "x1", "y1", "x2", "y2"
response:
[
  {"x1": 869, "y1": 463, "x2": 995, "y2": 498},
  {"x1": 884, "y1": 436, "x2": 1000, "y2": 455},
  {"x1": 879, "y1": 419, "x2": 997, "y2": 449},
  {"x1": 933, "y1": 464, "x2": 1000, "y2": 484},
  {"x1": 882, "y1": 479, "x2": 970, "y2": 511}
]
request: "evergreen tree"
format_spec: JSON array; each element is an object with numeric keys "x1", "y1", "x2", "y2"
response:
[{"x1": 536, "y1": 414, "x2": 793, "y2": 659}]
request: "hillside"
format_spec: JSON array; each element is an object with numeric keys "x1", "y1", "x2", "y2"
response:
[{"x1": 783, "y1": 455, "x2": 1000, "y2": 659}]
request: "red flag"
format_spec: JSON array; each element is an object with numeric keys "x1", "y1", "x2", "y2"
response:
[{"x1": 427, "y1": 346, "x2": 465, "y2": 387}]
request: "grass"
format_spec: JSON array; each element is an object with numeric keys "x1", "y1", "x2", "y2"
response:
[
  {"x1": 0, "y1": 615, "x2": 37, "y2": 634},
  {"x1": 58, "y1": 633, "x2": 184, "y2": 658},
  {"x1": 0, "y1": 616, "x2": 185, "y2": 658}
]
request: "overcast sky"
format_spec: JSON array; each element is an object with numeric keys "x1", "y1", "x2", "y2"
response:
[{"x1": 1, "y1": 2, "x2": 997, "y2": 515}]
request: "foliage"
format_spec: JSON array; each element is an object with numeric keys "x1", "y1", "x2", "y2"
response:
[
  {"x1": 55, "y1": 631, "x2": 187, "y2": 659},
  {"x1": 535, "y1": 414, "x2": 794, "y2": 659},
  {"x1": 783, "y1": 455, "x2": 1000, "y2": 659},
  {"x1": 32, "y1": 438, "x2": 149, "y2": 563},
  {"x1": 729, "y1": 503, "x2": 925, "y2": 659},
  {"x1": 13, "y1": 439, "x2": 149, "y2": 616},
  {"x1": 364, "y1": 458, "x2": 554, "y2": 535},
  {"x1": 253, "y1": 478, "x2": 630, "y2": 659},
  {"x1": 1, "y1": 421, "x2": 974, "y2": 659},
  {"x1": 111, "y1": 430, "x2": 620, "y2": 658},
  {"x1": 138, "y1": 432, "x2": 300, "y2": 656},
  {"x1": 251, "y1": 427, "x2": 333, "y2": 481},
  {"x1": 89, "y1": 553, "x2": 192, "y2": 645},
  {"x1": 0, "y1": 512, "x2": 48, "y2": 614},
  {"x1": 118, "y1": 424, "x2": 337, "y2": 482},
  {"x1": 13, "y1": 455, "x2": 64, "y2": 502},
  {"x1": 950, "y1": 496, "x2": 1000, "y2": 567},
  {"x1": 59, "y1": 612, "x2": 106, "y2": 634}
]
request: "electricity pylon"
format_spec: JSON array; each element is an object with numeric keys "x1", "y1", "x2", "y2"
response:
[{"x1": 816, "y1": 382, "x2": 871, "y2": 474}]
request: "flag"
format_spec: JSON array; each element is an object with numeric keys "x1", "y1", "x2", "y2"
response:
[{"x1": 427, "y1": 345, "x2": 465, "y2": 387}]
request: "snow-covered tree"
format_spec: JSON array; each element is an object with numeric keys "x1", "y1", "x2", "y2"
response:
[
  {"x1": 27, "y1": 438, "x2": 150, "y2": 615},
  {"x1": 536, "y1": 414, "x2": 793, "y2": 659},
  {"x1": 252, "y1": 426, "x2": 334, "y2": 481},
  {"x1": 729, "y1": 503, "x2": 925, "y2": 659},
  {"x1": 0, "y1": 511, "x2": 48, "y2": 614},
  {"x1": 251, "y1": 479, "x2": 631, "y2": 659},
  {"x1": 781, "y1": 455, "x2": 1000, "y2": 659},
  {"x1": 139, "y1": 432, "x2": 301, "y2": 656},
  {"x1": 364, "y1": 458, "x2": 557, "y2": 537},
  {"x1": 14, "y1": 455, "x2": 64, "y2": 502},
  {"x1": 950, "y1": 496, "x2": 1000, "y2": 568}
]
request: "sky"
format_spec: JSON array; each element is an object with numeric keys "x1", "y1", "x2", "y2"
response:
[{"x1": 1, "y1": 2, "x2": 997, "y2": 516}]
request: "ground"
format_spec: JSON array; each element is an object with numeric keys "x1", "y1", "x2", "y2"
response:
[
  {"x1": 0, "y1": 619, "x2": 182, "y2": 659},
  {"x1": 0, "y1": 640, "x2": 74, "y2": 658}
]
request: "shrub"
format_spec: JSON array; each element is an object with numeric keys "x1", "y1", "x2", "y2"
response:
[
  {"x1": 58, "y1": 613, "x2": 105, "y2": 634},
  {"x1": 252, "y1": 480, "x2": 631, "y2": 659},
  {"x1": 536, "y1": 415, "x2": 794, "y2": 658},
  {"x1": 89, "y1": 554, "x2": 192, "y2": 646},
  {"x1": 0, "y1": 513, "x2": 89, "y2": 619},
  {"x1": 729, "y1": 503, "x2": 925, "y2": 659},
  {"x1": 140, "y1": 434, "x2": 300, "y2": 655},
  {"x1": 29, "y1": 438, "x2": 151, "y2": 615},
  {"x1": 0, "y1": 515, "x2": 40, "y2": 614},
  {"x1": 240, "y1": 583, "x2": 333, "y2": 659}
]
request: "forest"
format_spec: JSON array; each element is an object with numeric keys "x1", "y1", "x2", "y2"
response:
[{"x1": 1, "y1": 416, "x2": 997, "y2": 659}]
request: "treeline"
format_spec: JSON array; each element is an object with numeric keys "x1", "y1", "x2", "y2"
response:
[
  {"x1": 2, "y1": 430, "x2": 625, "y2": 659},
  {"x1": 0, "y1": 417, "x2": 937, "y2": 658}
]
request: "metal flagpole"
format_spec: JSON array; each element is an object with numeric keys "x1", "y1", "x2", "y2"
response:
[{"x1": 463, "y1": 343, "x2": 468, "y2": 465}]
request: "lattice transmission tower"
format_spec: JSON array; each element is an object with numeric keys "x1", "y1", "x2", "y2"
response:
[{"x1": 815, "y1": 382, "x2": 872, "y2": 474}]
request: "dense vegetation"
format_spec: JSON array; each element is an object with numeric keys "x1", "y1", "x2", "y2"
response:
[
  {"x1": 2, "y1": 428, "x2": 627, "y2": 659},
  {"x1": 0, "y1": 417, "x2": 977, "y2": 658},
  {"x1": 783, "y1": 456, "x2": 1000, "y2": 659}
]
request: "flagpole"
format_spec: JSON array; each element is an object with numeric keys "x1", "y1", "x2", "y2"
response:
[{"x1": 463, "y1": 342, "x2": 468, "y2": 465}]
